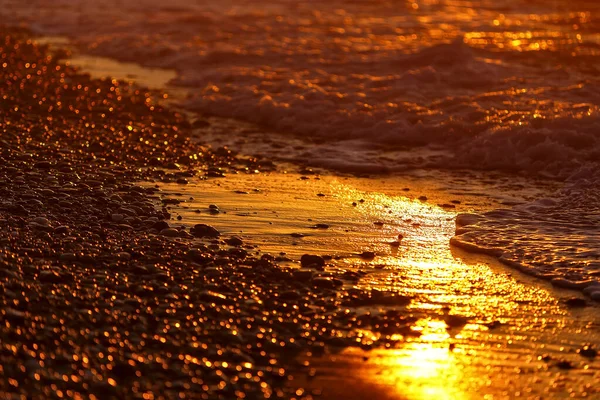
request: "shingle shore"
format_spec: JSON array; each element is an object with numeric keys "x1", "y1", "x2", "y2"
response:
[{"x1": 0, "y1": 29, "x2": 414, "y2": 399}]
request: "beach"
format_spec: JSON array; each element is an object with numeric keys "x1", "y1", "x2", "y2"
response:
[{"x1": 1, "y1": 0, "x2": 600, "y2": 398}]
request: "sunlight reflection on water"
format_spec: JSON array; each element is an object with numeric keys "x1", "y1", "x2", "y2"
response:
[{"x1": 152, "y1": 172, "x2": 600, "y2": 398}]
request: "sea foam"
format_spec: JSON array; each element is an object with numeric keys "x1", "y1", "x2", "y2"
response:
[
  {"x1": 2, "y1": 0, "x2": 599, "y2": 175},
  {"x1": 452, "y1": 170, "x2": 600, "y2": 299}
]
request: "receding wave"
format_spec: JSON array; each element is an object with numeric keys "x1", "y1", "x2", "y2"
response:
[{"x1": 452, "y1": 170, "x2": 600, "y2": 300}]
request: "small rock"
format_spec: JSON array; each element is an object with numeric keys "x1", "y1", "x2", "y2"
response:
[
  {"x1": 34, "y1": 161, "x2": 52, "y2": 169},
  {"x1": 161, "y1": 198, "x2": 181, "y2": 205},
  {"x1": 116, "y1": 252, "x2": 131, "y2": 261},
  {"x1": 190, "y1": 224, "x2": 220, "y2": 238},
  {"x1": 556, "y1": 360, "x2": 574, "y2": 370},
  {"x1": 225, "y1": 236, "x2": 243, "y2": 246},
  {"x1": 565, "y1": 297, "x2": 587, "y2": 308},
  {"x1": 578, "y1": 345, "x2": 597, "y2": 359},
  {"x1": 445, "y1": 314, "x2": 468, "y2": 328},
  {"x1": 53, "y1": 225, "x2": 69, "y2": 234},
  {"x1": 440, "y1": 203, "x2": 456, "y2": 209},
  {"x1": 359, "y1": 251, "x2": 376, "y2": 260},
  {"x1": 5, "y1": 308, "x2": 26, "y2": 323},
  {"x1": 60, "y1": 253, "x2": 77, "y2": 262},
  {"x1": 198, "y1": 290, "x2": 233, "y2": 305},
  {"x1": 589, "y1": 291, "x2": 600, "y2": 302},
  {"x1": 32, "y1": 216, "x2": 50, "y2": 226},
  {"x1": 311, "y1": 223, "x2": 330, "y2": 229},
  {"x1": 300, "y1": 254, "x2": 325, "y2": 268},
  {"x1": 153, "y1": 220, "x2": 170, "y2": 231},
  {"x1": 160, "y1": 228, "x2": 180, "y2": 237},
  {"x1": 312, "y1": 277, "x2": 343, "y2": 289},
  {"x1": 292, "y1": 269, "x2": 313, "y2": 282},
  {"x1": 279, "y1": 291, "x2": 301, "y2": 300},
  {"x1": 39, "y1": 270, "x2": 63, "y2": 283},
  {"x1": 485, "y1": 320, "x2": 503, "y2": 330}
]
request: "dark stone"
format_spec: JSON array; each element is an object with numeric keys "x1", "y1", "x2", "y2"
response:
[
  {"x1": 300, "y1": 254, "x2": 325, "y2": 268},
  {"x1": 39, "y1": 270, "x2": 63, "y2": 283},
  {"x1": 359, "y1": 251, "x2": 376, "y2": 260},
  {"x1": 578, "y1": 345, "x2": 597, "y2": 359},
  {"x1": 161, "y1": 198, "x2": 181, "y2": 205},
  {"x1": 190, "y1": 224, "x2": 220, "y2": 238},
  {"x1": 311, "y1": 224, "x2": 330, "y2": 229},
  {"x1": 5, "y1": 308, "x2": 26, "y2": 323},
  {"x1": 445, "y1": 314, "x2": 468, "y2": 328},
  {"x1": 53, "y1": 225, "x2": 69, "y2": 234},
  {"x1": 225, "y1": 236, "x2": 243, "y2": 246},
  {"x1": 153, "y1": 220, "x2": 170, "y2": 231},
  {"x1": 556, "y1": 360, "x2": 574, "y2": 370},
  {"x1": 312, "y1": 277, "x2": 343, "y2": 289},
  {"x1": 292, "y1": 269, "x2": 313, "y2": 282},
  {"x1": 565, "y1": 297, "x2": 587, "y2": 308}
]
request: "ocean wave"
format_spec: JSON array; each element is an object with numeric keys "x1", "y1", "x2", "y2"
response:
[{"x1": 2, "y1": 0, "x2": 599, "y2": 174}]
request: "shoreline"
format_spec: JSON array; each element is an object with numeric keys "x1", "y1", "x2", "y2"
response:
[
  {"x1": 153, "y1": 172, "x2": 600, "y2": 399},
  {"x1": 1, "y1": 28, "x2": 599, "y2": 399}
]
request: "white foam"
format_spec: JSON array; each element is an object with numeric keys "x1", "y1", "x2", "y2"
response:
[{"x1": 452, "y1": 174, "x2": 600, "y2": 298}]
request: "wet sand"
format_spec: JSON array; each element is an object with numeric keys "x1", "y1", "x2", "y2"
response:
[
  {"x1": 156, "y1": 172, "x2": 600, "y2": 399},
  {"x1": 1, "y1": 30, "x2": 599, "y2": 399}
]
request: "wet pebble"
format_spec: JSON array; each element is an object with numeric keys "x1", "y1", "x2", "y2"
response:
[
  {"x1": 225, "y1": 236, "x2": 244, "y2": 246},
  {"x1": 39, "y1": 270, "x2": 63, "y2": 283},
  {"x1": 565, "y1": 297, "x2": 587, "y2": 308},
  {"x1": 578, "y1": 344, "x2": 597, "y2": 359},
  {"x1": 300, "y1": 254, "x2": 325, "y2": 268},
  {"x1": 312, "y1": 277, "x2": 343, "y2": 289},
  {"x1": 359, "y1": 251, "x2": 376, "y2": 260},
  {"x1": 190, "y1": 224, "x2": 220, "y2": 238},
  {"x1": 160, "y1": 228, "x2": 180, "y2": 237}
]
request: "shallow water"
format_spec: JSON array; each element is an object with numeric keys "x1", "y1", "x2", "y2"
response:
[
  {"x1": 453, "y1": 173, "x2": 600, "y2": 298},
  {"x1": 153, "y1": 172, "x2": 600, "y2": 399}
]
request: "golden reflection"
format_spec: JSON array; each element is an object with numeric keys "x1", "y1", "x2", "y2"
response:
[
  {"x1": 321, "y1": 178, "x2": 570, "y2": 399},
  {"x1": 160, "y1": 172, "x2": 595, "y2": 398},
  {"x1": 338, "y1": 341, "x2": 473, "y2": 400}
]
